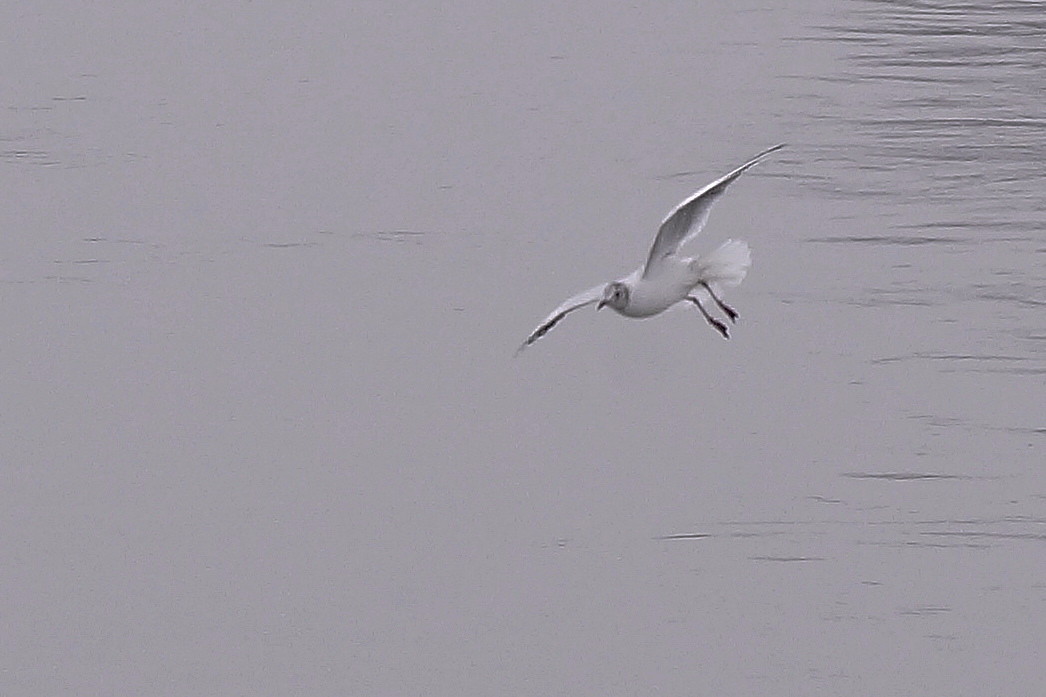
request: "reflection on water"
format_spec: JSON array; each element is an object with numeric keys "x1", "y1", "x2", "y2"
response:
[
  {"x1": 787, "y1": 0, "x2": 1045, "y2": 387},
  {"x1": 843, "y1": 471, "x2": 968, "y2": 480},
  {"x1": 801, "y1": 0, "x2": 1046, "y2": 216},
  {"x1": 750, "y1": 555, "x2": 826, "y2": 562},
  {"x1": 658, "y1": 513, "x2": 1046, "y2": 552},
  {"x1": 873, "y1": 352, "x2": 1045, "y2": 374}
]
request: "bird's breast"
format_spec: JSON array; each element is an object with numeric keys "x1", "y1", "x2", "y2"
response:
[{"x1": 620, "y1": 281, "x2": 690, "y2": 317}]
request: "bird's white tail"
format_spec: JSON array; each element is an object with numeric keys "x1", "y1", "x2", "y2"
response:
[{"x1": 694, "y1": 239, "x2": 751, "y2": 288}]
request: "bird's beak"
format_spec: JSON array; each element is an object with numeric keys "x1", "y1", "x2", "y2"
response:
[{"x1": 597, "y1": 299, "x2": 607, "y2": 311}]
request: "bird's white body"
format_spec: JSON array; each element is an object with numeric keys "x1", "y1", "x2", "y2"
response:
[
  {"x1": 518, "y1": 145, "x2": 782, "y2": 351},
  {"x1": 611, "y1": 262, "x2": 692, "y2": 318}
]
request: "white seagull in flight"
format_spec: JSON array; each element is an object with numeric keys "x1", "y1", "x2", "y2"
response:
[{"x1": 518, "y1": 144, "x2": 785, "y2": 352}]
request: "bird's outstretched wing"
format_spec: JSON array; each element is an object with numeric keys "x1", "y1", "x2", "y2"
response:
[
  {"x1": 517, "y1": 284, "x2": 604, "y2": 353},
  {"x1": 643, "y1": 143, "x2": 785, "y2": 279}
]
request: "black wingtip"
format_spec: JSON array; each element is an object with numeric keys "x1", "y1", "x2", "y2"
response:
[{"x1": 760, "y1": 143, "x2": 787, "y2": 157}]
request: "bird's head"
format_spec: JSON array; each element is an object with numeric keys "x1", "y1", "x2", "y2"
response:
[{"x1": 598, "y1": 282, "x2": 629, "y2": 311}]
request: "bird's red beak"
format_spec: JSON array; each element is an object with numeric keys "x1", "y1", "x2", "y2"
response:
[{"x1": 597, "y1": 299, "x2": 607, "y2": 310}]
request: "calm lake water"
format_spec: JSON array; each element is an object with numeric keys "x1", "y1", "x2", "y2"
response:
[{"x1": 2, "y1": 2, "x2": 1042, "y2": 695}]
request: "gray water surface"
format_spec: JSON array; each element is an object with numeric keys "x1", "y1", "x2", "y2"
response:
[{"x1": 2, "y1": 2, "x2": 1043, "y2": 695}]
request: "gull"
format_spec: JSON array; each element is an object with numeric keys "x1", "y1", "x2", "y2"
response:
[{"x1": 518, "y1": 144, "x2": 784, "y2": 353}]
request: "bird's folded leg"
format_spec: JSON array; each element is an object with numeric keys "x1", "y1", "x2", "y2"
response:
[
  {"x1": 699, "y1": 282, "x2": 739, "y2": 323},
  {"x1": 687, "y1": 296, "x2": 729, "y2": 339}
]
